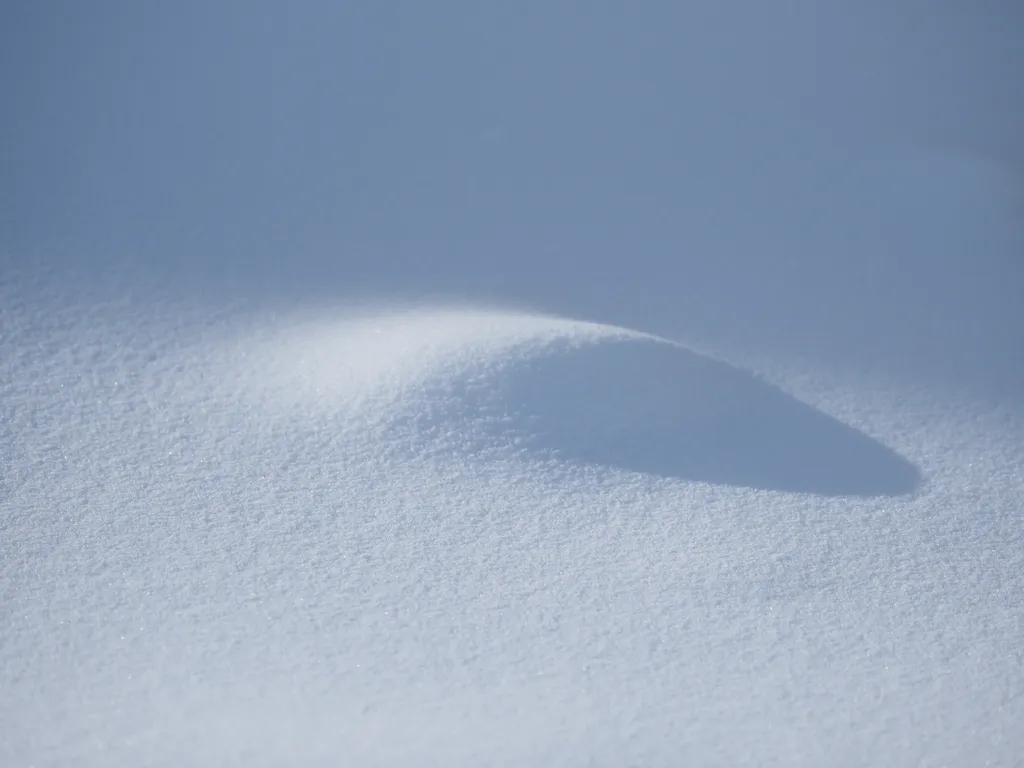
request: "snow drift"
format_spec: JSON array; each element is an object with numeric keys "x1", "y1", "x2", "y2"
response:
[{"x1": 3, "y1": 300, "x2": 1020, "y2": 766}]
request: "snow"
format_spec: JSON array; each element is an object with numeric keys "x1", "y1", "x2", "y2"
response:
[
  {"x1": 2, "y1": 3, "x2": 1023, "y2": 766},
  {"x1": 4, "y1": 293, "x2": 1022, "y2": 766}
]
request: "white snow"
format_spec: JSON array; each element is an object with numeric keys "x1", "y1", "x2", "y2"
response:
[
  {"x1": 3, "y1": 289, "x2": 1023, "y2": 766},
  {"x1": 2, "y1": 3, "x2": 1023, "y2": 766}
]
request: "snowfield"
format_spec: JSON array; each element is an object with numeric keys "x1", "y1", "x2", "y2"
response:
[
  {"x1": 3, "y1": 292, "x2": 1022, "y2": 766},
  {"x1": 2, "y1": 2, "x2": 1023, "y2": 765}
]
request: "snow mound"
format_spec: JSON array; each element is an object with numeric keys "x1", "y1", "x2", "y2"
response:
[{"x1": 233, "y1": 307, "x2": 919, "y2": 496}]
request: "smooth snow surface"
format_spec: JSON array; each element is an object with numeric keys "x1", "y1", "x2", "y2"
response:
[{"x1": 3, "y1": 288, "x2": 1023, "y2": 767}]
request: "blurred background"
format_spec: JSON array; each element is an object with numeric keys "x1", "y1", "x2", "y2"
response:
[{"x1": 3, "y1": 1, "x2": 1022, "y2": 396}]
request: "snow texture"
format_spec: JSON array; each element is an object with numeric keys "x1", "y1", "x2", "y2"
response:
[
  {"x1": 2, "y1": 3, "x2": 1023, "y2": 766},
  {"x1": 3, "y1": 291, "x2": 1023, "y2": 766}
]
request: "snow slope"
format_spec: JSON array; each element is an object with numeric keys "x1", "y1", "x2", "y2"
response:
[{"x1": 2, "y1": 2, "x2": 1023, "y2": 766}]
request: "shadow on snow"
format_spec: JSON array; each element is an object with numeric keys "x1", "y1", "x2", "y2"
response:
[{"x1": 485, "y1": 337, "x2": 921, "y2": 497}]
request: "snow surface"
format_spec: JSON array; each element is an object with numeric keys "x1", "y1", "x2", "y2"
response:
[
  {"x1": 2, "y1": 3, "x2": 1023, "y2": 766},
  {"x1": 3, "y1": 287, "x2": 1023, "y2": 766}
]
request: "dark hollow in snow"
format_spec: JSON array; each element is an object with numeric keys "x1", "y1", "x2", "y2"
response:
[{"x1": 486, "y1": 338, "x2": 921, "y2": 497}]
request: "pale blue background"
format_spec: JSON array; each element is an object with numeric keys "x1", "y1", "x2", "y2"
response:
[{"x1": 3, "y1": 1, "x2": 1022, "y2": 395}]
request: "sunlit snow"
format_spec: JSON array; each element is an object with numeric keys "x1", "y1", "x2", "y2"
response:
[{"x1": 2, "y1": 3, "x2": 1022, "y2": 766}]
